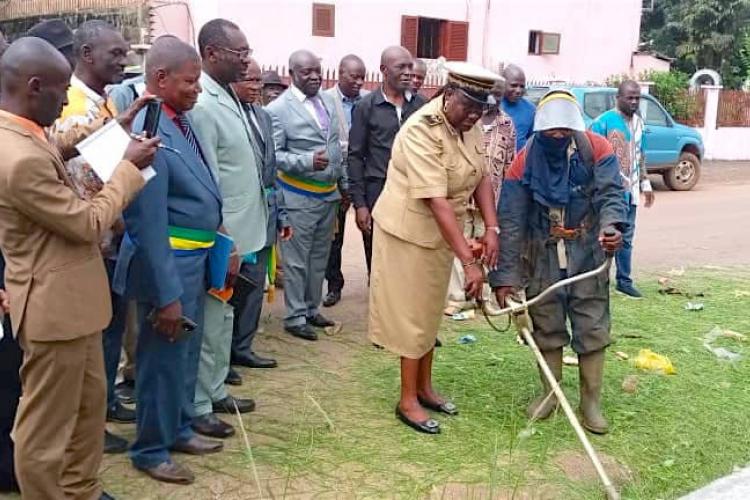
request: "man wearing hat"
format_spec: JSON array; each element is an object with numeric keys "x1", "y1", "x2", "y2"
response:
[
  {"x1": 261, "y1": 70, "x2": 287, "y2": 105},
  {"x1": 489, "y1": 89, "x2": 626, "y2": 434},
  {"x1": 27, "y1": 19, "x2": 75, "y2": 68}
]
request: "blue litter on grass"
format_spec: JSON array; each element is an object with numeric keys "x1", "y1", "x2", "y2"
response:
[{"x1": 458, "y1": 335, "x2": 477, "y2": 345}]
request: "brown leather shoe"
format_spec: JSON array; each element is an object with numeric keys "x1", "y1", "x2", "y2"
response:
[
  {"x1": 138, "y1": 460, "x2": 195, "y2": 485},
  {"x1": 171, "y1": 435, "x2": 224, "y2": 455}
]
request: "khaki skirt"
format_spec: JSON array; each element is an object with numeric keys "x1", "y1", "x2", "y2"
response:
[{"x1": 368, "y1": 223, "x2": 454, "y2": 359}]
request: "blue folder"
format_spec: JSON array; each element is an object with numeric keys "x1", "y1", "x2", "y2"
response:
[{"x1": 208, "y1": 233, "x2": 234, "y2": 289}]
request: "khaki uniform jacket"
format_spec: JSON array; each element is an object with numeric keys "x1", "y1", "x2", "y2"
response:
[
  {"x1": 372, "y1": 96, "x2": 487, "y2": 249},
  {"x1": 0, "y1": 114, "x2": 144, "y2": 341}
]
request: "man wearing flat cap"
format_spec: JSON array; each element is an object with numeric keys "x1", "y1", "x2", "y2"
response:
[{"x1": 488, "y1": 89, "x2": 627, "y2": 435}]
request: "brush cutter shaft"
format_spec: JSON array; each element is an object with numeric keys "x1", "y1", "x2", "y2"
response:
[{"x1": 520, "y1": 325, "x2": 620, "y2": 500}]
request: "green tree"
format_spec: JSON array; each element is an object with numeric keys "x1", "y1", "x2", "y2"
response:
[{"x1": 641, "y1": 0, "x2": 750, "y2": 88}]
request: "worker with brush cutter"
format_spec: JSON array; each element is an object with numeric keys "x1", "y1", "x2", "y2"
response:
[{"x1": 488, "y1": 89, "x2": 627, "y2": 434}]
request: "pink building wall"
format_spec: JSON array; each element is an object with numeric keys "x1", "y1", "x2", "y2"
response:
[
  {"x1": 150, "y1": 0, "x2": 643, "y2": 83},
  {"x1": 630, "y1": 53, "x2": 672, "y2": 78}
]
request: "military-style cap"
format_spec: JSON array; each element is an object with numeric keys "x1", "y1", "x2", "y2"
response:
[
  {"x1": 27, "y1": 19, "x2": 73, "y2": 50},
  {"x1": 534, "y1": 89, "x2": 586, "y2": 132},
  {"x1": 444, "y1": 61, "x2": 501, "y2": 105},
  {"x1": 261, "y1": 70, "x2": 288, "y2": 89}
]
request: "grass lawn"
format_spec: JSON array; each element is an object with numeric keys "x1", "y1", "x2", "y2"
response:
[
  {"x1": 95, "y1": 267, "x2": 750, "y2": 499},
  {"x1": 248, "y1": 267, "x2": 750, "y2": 499}
]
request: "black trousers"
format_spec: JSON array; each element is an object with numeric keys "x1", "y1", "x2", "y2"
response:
[
  {"x1": 0, "y1": 316, "x2": 21, "y2": 493},
  {"x1": 324, "y1": 205, "x2": 347, "y2": 294},
  {"x1": 362, "y1": 178, "x2": 386, "y2": 276}
]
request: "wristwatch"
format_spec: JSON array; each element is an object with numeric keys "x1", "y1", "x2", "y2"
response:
[{"x1": 486, "y1": 225, "x2": 500, "y2": 235}]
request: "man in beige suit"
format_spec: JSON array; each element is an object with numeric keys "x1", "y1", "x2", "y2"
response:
[{"x1": 0, "y1": 37, "x2": 158, "y2": 500}]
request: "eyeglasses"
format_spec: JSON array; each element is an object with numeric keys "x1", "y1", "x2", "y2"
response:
[{"x1": 218, "y1": 46, "x2": 253, "y2": 58}]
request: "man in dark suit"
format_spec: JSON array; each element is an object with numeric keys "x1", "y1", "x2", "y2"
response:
[
  {"x1": 113, "y1": 36, "x2": 230, "y2": 485},
  {"x1": 230, "y1": 58, "x2": 293, "y2": 372}
]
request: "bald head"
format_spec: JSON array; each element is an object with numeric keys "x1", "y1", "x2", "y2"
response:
[
  {"x1": 380, "y1": 46, "x2": 413, "y2": 94},
  {"x1": 289, "y1": 49, "x2": 321, "y2": 97},
  {"x1": 145, "y1": 37, "x2": 202, "y2": 112},
  {"x1": 338, "y1": 54, "x2": 365, "y2": 98},
  {"x1": 502, "y1": 64, "x2": 526, "y2": 103},
  {"x1": 145, "y1": 36, "x2": 200, "y2": 83},
  {"x1": 616, "y1": 79, "x2": 641, "y2": 117},
  {"x1": 0, "y1": 37, "x2": 73, "y2": 126}
]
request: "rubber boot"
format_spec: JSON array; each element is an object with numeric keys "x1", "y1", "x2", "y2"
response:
[
  {"x1": 578, "y1": 349, "x2": 609, "y2": 434},
  {"x1": 526, "y1": 348, "x2": 563, "y2": 420}
]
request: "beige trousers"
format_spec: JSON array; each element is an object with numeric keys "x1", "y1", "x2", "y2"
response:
[{"x1": 14, "y1": 331, "x2": 106, "y2": 500}]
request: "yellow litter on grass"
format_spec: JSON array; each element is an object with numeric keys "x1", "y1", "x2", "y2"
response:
[{"x1": 633, "y1": 349, "x2": 676, "y2": 375}]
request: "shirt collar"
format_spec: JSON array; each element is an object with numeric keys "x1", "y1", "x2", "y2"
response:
[
  {"x1": 71, "y1": 74, "x2": 106, "y2": 106},
  {"x1": 143, "y1": 90, "x2": 180, "y2": 120},
  {"x1": 0, "y1": 109, "x2": 48, "y2": 143},
  {"x1": 290, "y1": 84, "x2": 317, "y2": 103},
  {"x1": 337, "y1": 85, "x2": 361, "y2": 104},
  {"x1": 378, "y1": 87, "x2": 413, "y2": 106}
]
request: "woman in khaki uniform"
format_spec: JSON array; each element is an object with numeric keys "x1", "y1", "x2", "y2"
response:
[{"x1": 369, "y1": 63, "x2": 501, "y2": 434}]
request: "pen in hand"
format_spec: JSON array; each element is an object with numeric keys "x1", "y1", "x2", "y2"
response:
[{"x1": 129, "y1": 133, "x2": 180, "y2": 154}]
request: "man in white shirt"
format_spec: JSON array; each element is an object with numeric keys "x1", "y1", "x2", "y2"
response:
[{"x1": 266, "y1": 50, "x2": 345, "y2": 341}]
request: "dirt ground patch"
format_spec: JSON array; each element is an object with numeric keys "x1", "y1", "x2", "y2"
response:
[{"x1": 553, "y1": 450, "x2": 634, "y2": 486}]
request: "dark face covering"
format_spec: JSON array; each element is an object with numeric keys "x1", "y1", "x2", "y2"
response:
[{"x1": 522, "y1": 133, "x2": 573, "y2": 208}]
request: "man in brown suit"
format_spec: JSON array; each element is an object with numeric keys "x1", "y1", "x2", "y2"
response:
[{"x1": 0, "y1": 37, "x2": 158, "y2": 500}]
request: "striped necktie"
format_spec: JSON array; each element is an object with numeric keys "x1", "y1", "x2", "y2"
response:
[{"x1": 176, "y1": 114, "x2": 205, "y2": 163}]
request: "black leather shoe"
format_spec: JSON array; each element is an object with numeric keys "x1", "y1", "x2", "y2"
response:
[
  {"x1": 213, "y1": 395, "x2": 256, "y2": 414},
  {"x1": 172, "y1": 435, "x2": 223, "y2": 455},
  {"x1": 192, "y1": 413, "x2": 235, "y2": 438},
  {"x1": 285, "y1": 324, "x2": 318, "y2": 341},
  {"x1": 322, "y1": 291, "x2": 341, "y2": 307},
  {"x1": 115, "y1": 380, "x2": 135, "y2": 405},
  {"x1": 307, "y1": 313, "x2": 335, "y2": 328},
  {"x1": 100, "y1": 491, "x2": 116, "y2": 500},
  {"x1": 104, "y1": 430, "x2": 128, "y2": 454},
  {"x1": 107, "y1": 401, "x2": 136, "y2": 423},
  {"x1": 418, "y1": 396, "x2": 459, "y2": 416},
  {"x1": 225, "y1": 367, "x2": 242, "y2": 385},
  {"x1": 395, "y1": 405, "x2": 440, "y2": 434},
  {"x1": 232, "y1": 352, "x2": 278, "y2": 369},
  {"x1": 434, "y1": 338, "x2": 443, "y2": 348}
]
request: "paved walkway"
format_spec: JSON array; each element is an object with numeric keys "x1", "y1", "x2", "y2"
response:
[{"x1": 680, "y1": 466, "x2": 750, "y2": 500}]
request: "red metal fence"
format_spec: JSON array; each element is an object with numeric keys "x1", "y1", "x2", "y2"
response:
[
  {"x1": 717, "y1": 90, "x2": 750, "y2": 127},
  {"x1": 260, "y1": 65, "x2": 445, "y2": 98}
]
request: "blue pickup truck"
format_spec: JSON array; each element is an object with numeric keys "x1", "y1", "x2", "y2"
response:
[{"x1": 526, "y1": 87, "x2": 705, "y2": 191}]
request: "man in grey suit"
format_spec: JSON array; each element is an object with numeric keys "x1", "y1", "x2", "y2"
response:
[
  {"x1": 229, "y1": 58, "x2": 293, "y2": 371},
  {"x1": 188, "y1": 18, "x2": 258, "y2": 440},
  {"x1": 322, "y1": 54, "x2": 367, "y2": 308},
  {"x1": 266, "y1": 50, "x2": 344, "y2": 341}
]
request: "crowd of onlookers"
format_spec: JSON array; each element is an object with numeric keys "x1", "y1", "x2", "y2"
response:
[{"x1": 0, "y1": 13, "x2": 652, "y2": 498}]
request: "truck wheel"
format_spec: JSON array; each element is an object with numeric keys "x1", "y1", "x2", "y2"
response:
[{"x1": 663, "y1": 152, "x2": 701, "y2": 191}]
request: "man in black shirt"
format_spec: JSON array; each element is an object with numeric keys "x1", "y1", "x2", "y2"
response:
[{"x1": 348, "y1": 46, "x2": 426, "y2": 273}]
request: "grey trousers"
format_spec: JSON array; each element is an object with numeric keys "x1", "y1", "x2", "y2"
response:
[
  {"x1": 282, "y1": 202, "x2": 337, "y2": 327},
  {"x1": 194, "y1": 295, "x2": 232, "y2": 417}
]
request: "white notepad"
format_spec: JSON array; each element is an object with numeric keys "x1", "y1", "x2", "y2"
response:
[{"x1": 75, "y1": 120, "x2": 156, "y2": 182}]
